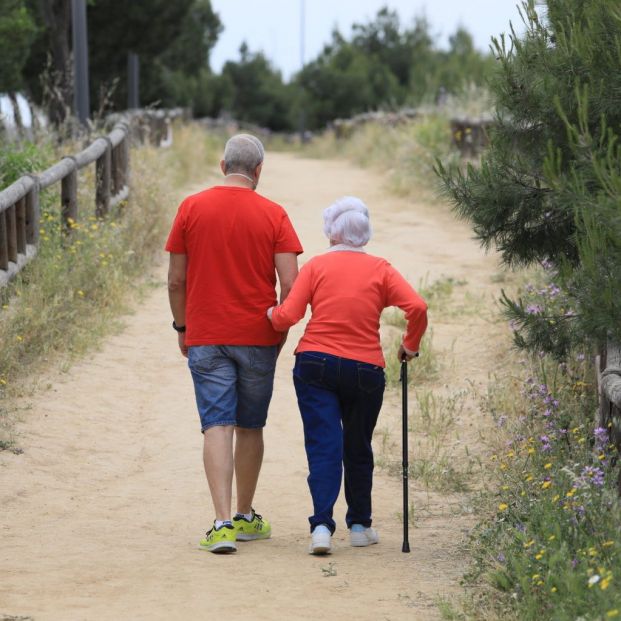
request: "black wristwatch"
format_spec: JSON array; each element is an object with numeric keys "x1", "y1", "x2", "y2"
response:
[{"x1": 172, "y1": 320, "x2": 186, "y2": 333}]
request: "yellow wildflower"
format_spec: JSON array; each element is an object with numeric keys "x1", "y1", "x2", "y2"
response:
[
  {"x1": 566, "y1": 488, "x2": 576, "y2": 498},
  {"x1": 603, "y1": 541, "x2": 615, "y2": 548},
  {"x1": 498, "y1": 503, "x2": 508, "y2": 511},
  {"x1": 524, "y1": 540, "x2": 535, "y2": 548},
  {"x1": 551, "y1": 587, "x2": 557, "y2": 593},
  {"x1": 544, "y1": 463, "x2": 552, "y2": 469},
  {"x1": 542, "y1": 481, "x2": 552, "y2": 489}
]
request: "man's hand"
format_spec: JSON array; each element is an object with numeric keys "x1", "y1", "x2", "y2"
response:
[
  {"x1": 277, "y1": 331, "x2": 288, "y2": 358},
  {"x1": 178, "y1": 332, "x2": 188, "y2": 358}
]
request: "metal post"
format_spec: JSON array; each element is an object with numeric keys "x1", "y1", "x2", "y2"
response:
[
  {"x1": 298, "y1": 0, "x2": 307, "y2": 142},
  {"x1": 128, "y1": 52, "x2": 140, "y2": 110},
  {"x1": 72, "y1": 0, "x2": 90, "y2": 125}
]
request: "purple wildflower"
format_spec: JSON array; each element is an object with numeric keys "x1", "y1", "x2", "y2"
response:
[
  {"x1": 578, "y1": 466, "x2": 605, "y2": 487},
  {"x1": 526, "y1": 304, "x2": 543, "y2": 315}
]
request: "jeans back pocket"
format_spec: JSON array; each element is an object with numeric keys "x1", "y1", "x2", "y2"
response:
[
  {"x1": 357, "y1": 364, "x2": 385, "y2": 394},
  {"x1": 294, "y1": 353, "x2": 327, "y2": 387}
]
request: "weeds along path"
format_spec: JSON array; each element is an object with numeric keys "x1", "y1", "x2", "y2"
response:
[{"x1": 0, "y1": 152, "x2": 507, "y2": 620}]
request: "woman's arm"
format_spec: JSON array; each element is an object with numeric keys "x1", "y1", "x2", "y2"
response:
[
  {"x1": 384, "y1": 265, "x2": 428, "y2": 354},
  {"x1": 268, "y1": 262, "x2": 313, "y2": 331}
]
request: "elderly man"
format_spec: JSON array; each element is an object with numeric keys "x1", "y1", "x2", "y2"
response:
[{"x1": 166, "y1": 134, "x2": 302, "y2": 553}]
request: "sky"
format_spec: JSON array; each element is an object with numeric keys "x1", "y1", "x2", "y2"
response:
[{"x1": 209, "y1": 0, "x2": 525, "y2": 80}]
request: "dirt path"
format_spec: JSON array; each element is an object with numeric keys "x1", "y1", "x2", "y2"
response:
[{"x1": 0, "y1": 152, "x2": 505, "y2": 621}]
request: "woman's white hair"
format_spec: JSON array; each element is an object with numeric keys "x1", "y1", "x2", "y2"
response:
[{"x1": 323, "y1": 196, "x2": 372, "y2": 247}]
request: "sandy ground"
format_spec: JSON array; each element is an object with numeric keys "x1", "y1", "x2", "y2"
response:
[{"x1": 0, "y1": 152, "x2": 506, "y2": 620}]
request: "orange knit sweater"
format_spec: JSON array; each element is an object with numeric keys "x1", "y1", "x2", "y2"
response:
[{"x1": 270, "y1": 250, "x2": 428, "y2": 367}]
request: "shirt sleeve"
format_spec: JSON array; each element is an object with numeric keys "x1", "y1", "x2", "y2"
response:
[
  {"x1": 384, "y1": 264, "x2": 428, "y2": 353},
  {"x1": 270, "y1": 262, "x2": 313, "y2": 331},
  {"x1": 274, "y1": 211, "x2": 304, "y2": 255},
  {"x1": 165, "y1": 201, "x2": 187, "y2": 254}
]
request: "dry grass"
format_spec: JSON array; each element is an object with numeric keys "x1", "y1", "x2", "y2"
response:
[{"x1": 0, "y1": 123, "x2": 218, "y2": 450}]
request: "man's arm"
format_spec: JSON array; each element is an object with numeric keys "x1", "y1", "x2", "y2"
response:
[
  {"x1": 168, "y1": 252, "x2": 188, "y2": 357},
  {"x1": 275, "y1": 252, "x2": 299, "y2": 303},
  {"x1": 274, "y1": 252, "x2": 299, "y2": 354}
]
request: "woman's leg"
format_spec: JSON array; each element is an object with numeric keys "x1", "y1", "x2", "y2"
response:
[
  {"x1": 293, "y1": 353, "x2": 342, "y2": 534},
  {"x1": 341, "y1": 363, "x2": 385, "y2": 528}
]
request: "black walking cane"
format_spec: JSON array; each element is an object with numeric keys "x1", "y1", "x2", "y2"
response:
[{"x1": 400, "y1": 354, "x2": 411, "y2": 553}]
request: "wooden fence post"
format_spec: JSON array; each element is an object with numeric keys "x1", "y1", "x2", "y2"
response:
[
  {"x1": 16, "y1": 197, "x2": 26, "y2": 254},
  {"x1": 123, "y1": 133, "x2": 130, "y2": 187},
  {"x1": 61, "y1": 163, "x2": 78, "y2": 231},
  {"x1": 0, "y1": 211, "x2": 8, "y2": 270},
  {"x1": 96, "y1": 141, "x2": 111, "y2": 217},
  {"x1": 6, "y1": 204, "x2": 17, "y2": 263},
  {"x1": 25, "y1": 177, "x2": 40, "y2": 245}
]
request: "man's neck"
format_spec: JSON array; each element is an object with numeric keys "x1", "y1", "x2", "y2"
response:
[{"x1": 222, "y1": 173, "x2": 255, "y2": 189}]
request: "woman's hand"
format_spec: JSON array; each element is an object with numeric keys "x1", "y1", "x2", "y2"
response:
[{"x1": 397, "y1": 343, "x2": 417, "y2": 362}]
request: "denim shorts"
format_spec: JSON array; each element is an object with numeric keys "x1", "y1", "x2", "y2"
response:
[{"x1": 188, "y1": 345, "x2": 278, "y2": 432}]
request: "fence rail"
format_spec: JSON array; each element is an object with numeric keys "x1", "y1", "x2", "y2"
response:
[
  {"x1": 0, "y1": 109, "x2": 180, "y2": 287},
  {"x1": 598, "y1": 339, "x2": 621, "y2": 493}
]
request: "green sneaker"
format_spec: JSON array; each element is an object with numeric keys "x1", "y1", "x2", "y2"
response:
[
  {"x1": 199, "y1": 522, "x2": 237, "y2": 553},
  {"x1": 233, "y1": 510, "x2": 272, "y2": 541}
]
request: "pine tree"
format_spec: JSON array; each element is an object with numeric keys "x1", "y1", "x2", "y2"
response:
[{"x1": 437, "y1": 0, "x2": 621, "y2": 357}]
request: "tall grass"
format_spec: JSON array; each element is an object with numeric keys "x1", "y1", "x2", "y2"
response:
[
  {"x1": 304, "y1": 114, "x2": 460, "y2": 197},
  {"x1": 0, "y1": 124, "x2": 218, "y2": 449}
]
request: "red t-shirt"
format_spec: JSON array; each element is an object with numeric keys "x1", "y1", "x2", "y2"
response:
[{"x1": 165, "y1": 186, "x2": 303, "y2": 346}]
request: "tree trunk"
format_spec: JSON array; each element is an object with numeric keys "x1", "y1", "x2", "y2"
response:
[{"x1": 42, "y1": 0, "x2": 73, "y2": 125}]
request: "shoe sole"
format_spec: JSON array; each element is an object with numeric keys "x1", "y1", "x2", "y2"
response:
[
  {"x1": 236, "y1": 532, "x2": 272, "y2": 541},
  {"x1": 199, "y1": 541, "x2": 237, "y2": 553},
  {"x1": 309, "y1": 545, "x2": 331, "y2": 555},
  {"x1": 350, "y1": 534, "x2": 379, "y2": 547}
]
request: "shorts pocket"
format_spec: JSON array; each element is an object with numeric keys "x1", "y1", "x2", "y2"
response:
[
  {"x1": 188, "y1": 346, "x2": 223, "y2": 372},
  {"x1": 250, "y1": 346, "x2": 278, "y2": 377},
  {"x1": 357, "y1": 364, "x2": 385, "y2": 394}
]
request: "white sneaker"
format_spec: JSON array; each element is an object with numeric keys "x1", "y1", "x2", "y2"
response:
[
  {"x1": 349, "y1": 526, "x2": 379, "y2": 547},
  {"x1": 309, "y1": 524, "x2": 332, "y2": 555}
]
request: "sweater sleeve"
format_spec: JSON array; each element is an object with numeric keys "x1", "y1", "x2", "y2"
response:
[
  {"x1": 384, "y1": 265, "x2": 428, "y2": 353},
  {"x1": 270, "y1": 262, "x2": 313, "y2": 332}
]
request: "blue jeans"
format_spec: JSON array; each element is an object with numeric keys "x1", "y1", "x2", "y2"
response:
[
  {"x1": 293, "y1": 351, "x2": 385, "y2": 534},
  {"x1": 188, "y1": 345, "x2": 277, "y2": 432}
]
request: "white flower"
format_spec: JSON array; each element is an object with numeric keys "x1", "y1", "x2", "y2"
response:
[{"x1": 588, "y1": 575, "x2": 601, "y2": 587}]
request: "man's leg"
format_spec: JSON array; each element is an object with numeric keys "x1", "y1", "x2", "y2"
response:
[
  {"x1": 188, "y1": 346, "x2": 238, "y2": 522},
  {"x1": 203, "y1": 425, "x2": 235, "y2": 521},
  {"x1": 231, "y1": 345, "x2": 277, "y2": 512},
  {"x1": 234, "y1": 427, "x2": 264, "y2": 514}
]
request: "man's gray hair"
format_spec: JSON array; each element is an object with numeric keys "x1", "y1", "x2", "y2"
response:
[
  {"x1": 223, "y1": 133, "x2": 265, "y2": 175},
  {"x1": 323, "y1": 196, "x2": 372, "y2": 247}
]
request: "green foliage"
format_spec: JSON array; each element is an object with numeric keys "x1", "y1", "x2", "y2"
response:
[
  {"x1": 462, "y1": 353, "x2": 621, "y2": 620},
  {"x1": 296, "y1": 9, "x2": 493, "y2": 130},
  {"x1": 0, "y1": 0, "x2": 36, "y2": 92},
  {"x1": 221, "y1": 44, "x2": 294, "y2": 131},
  {"x1": 0, "y1": 140, "x2": 53, "y2": 185},
  {"x1": 438, "y1": 0, "x2": 621, "y2": 358}
]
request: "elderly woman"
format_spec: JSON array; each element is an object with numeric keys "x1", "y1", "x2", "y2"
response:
[{"x1": 267, "y1": 196, "x2": 427, "y2": 555}]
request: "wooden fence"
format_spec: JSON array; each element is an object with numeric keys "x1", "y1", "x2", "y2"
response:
[
  {"x1": 597, "y1": 340, "x2": 621, "y2": 492},
  {"x1": 450, "y1": 116, "x2": 494, "y2": 158},
  {"x1": 0, "y1": 110, "x2": 179, "y2": 287}
]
